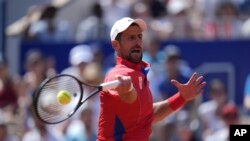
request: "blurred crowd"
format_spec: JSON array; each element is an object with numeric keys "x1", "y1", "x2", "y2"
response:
[
  {"x1": 1, "y1": 0, "x2": 250, "y2": 141},
  {"x1": 0, "y1": 43, "x2": 249, "y2": 141},
  {"x1": 19, "y1": 0, "x2": 250, "y2": 43}
]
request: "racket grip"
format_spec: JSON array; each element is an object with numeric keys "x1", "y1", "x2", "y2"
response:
[{"x1": 101, "y1": 80, "x2": 120, "y2": 91}]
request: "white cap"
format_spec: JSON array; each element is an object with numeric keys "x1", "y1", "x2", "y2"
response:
[
  {"x1": 69, "y1": 45, "x2": 93, "y2": 66},
  {"x1": 110, "y1": 17, "x2": 147, "y2": 40}
]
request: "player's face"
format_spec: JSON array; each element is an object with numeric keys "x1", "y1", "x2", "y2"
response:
[{"x1": 117, "y1": 25, "x2": 143, "y2": 63}]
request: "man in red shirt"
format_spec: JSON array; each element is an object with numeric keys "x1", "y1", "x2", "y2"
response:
[{"x1": 97, "y1": 17, "x2": 206, "y2": 141}]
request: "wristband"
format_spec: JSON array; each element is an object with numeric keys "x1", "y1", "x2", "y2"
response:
[{"x1": 168, "y1": 92, "x2": 186, "y2": 111}]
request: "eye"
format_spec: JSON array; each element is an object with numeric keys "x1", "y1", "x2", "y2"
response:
[{"x1": 128, "y1": 36, "x2": 136, "y2": 40}]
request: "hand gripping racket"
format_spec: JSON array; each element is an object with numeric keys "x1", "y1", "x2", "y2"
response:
[{"x1": 33, "y1": 74, "x2": 120, "y2": 124}]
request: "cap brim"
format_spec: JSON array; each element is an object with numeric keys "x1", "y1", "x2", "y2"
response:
[{"x1": 134, "y1": 18, "x2": 147, "y2": 32}]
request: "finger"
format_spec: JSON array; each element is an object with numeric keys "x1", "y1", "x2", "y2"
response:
[
  {"x1": 194, "y1": 76, "x2": 204, "y2": 86},
  {"x1": 196, "y1": 81, "x2": 207, "y2": 90},
  {"x1": 123, "y1": 76, "x2": 132, "y2": 86},
  {"x1": 115, "y1": 74, "x2": 122, "y2": 78},
  {"x1": 124, "y1": 76, "x2": 132, "y2": 81},
  {"x1": 115, "y1": 75, "x2": 130, "y2": 82},
  {"x1": 115, "y1": 75, "x2": 123, "y2": 81},
  {"x1": 171, "y1": 79, "x2": 181, "y2": 89},
  {"x1": 188, "y1": 72, "x2": 198, "y2": 84},
  {"x1": 116, "y1": 75, "x2": 132, "y2": 88}
]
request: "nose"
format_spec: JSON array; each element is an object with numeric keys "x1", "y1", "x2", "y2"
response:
[{"x1": 135, "y1": 36, "x2": 142, "y2": 46}]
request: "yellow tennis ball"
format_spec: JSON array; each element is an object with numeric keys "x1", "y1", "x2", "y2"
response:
[{"x1": 57, "y1": 90, "x2": 71, "y2": 105}]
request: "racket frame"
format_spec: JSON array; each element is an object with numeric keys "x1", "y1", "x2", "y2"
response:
[{"x1": 33, "y1": 74, "x2": 103, "y2": 124}]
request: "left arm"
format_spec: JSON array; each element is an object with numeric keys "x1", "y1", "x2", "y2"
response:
[{"x1": 152, "y1": 72, "x2": 206, "y2": 123}]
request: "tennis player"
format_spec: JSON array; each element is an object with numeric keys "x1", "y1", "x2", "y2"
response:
[{"x1": 97, "y1": 17, "x2": 206, "y2": 141}]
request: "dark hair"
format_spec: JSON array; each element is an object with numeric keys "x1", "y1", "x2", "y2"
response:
[
  {"x1": 40, "y1": 5, "x2": 57, "y2": 20},
  {"x1": 208, "y1": 78, "x2": 227, "y2": 94},
  {"x1": 115, "y1": 33, "x2": 122, "y2": 41},
  {"x1": 92, "y1": 2, "x2": 103, "y2": 18}
]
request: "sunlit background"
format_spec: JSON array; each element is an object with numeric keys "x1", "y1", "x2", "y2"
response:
[{"x1": 0, "y1": 0, "x2": 250, "y2": 140}]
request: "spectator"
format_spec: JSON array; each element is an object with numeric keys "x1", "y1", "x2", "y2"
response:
[
  {"x1": 75, "y1": 2, "x2": 109, "y2": 42},
  {"x1": 129, "y1": 1, "x2": 153, "y2": 43},
  {"x1": 167, "y1": 0, "x2": 194, "y2": 39},
  {"x1": 158, "y1": 45, "x2": 192, "y2": 100},
  {"x1": 175, "y1": 110, "x2": 199, "y2": 141},
  {"x1": 0, "y1": 62, "x2": 20, "y2": 138},
  {"x1": 61, "y1": 44, "x2": 100, "y2": 124},
  {"x1": 22, "y1": 107, "x2": 64, "y2": 141},
  {"x1": 198, "y1": 78, "x2": 232, "y2": 141},
  {"x1": 66, "y1": 106, "x2": 97, "y2": 141},
  {"x1": 195, "y1": 0, "x2": 222, "y2": 19},
  {"x1": 81, "y1": 62, "x2": 103, "y2": 132},
  {"x1": 61, "y1": 44, "x2": 94, "y2": 82},
  {"x1": 142, "y1": 38, "x2": 165, "y2": 67},
  {"x1": 203, "y1": 1, "x2": 242, "y2": 39},
  {"x1": 205, "y1": 103, "x2": 240, "y2": 141},
  {"x1": 130, "y1": 2, "x2": 151, "y2": 21},
  {"x1": 28, "y1": 5, "x2": 71, "y2": 42},
  {"x1": 0, "y1": 122, "x2": 19, "y2": 141},
  {"x1": 22, "y1": 49, "x2": 47, "y2": 96},
  {"x1": 143, "y1": 38, "x2": 165, "y2": 102},
  {"x1": 241, "y1": 16, "x2": 250, "y2": 38},
  {"x1": 215, "y1": 1, "x2": 242, "y2": 39},
  {"x1": 151, "y1": 110, "x2": 198, "y2": 141},
  {"x1": 100, "y1": 0, "x2": 130, "y2": 28},
  {"x1": 0, "y1": 60, "x2": 18, "y2": 108},
  {"x1": 21, "y1": 5, "x2": 43, "y2": 41},
  {"x1": 18, "y1": 49, "x2": 50, "y2": 131},
  {"x1": 145, "y1": 0, "x2": 166, "y2": 19},
  {"x1": 154, "y1": 45, "x2": 196, "y2": 141}
]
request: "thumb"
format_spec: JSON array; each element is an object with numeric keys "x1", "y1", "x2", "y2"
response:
[{"x1": 171, "y1": 79, "x2": 181, "y2": 89}]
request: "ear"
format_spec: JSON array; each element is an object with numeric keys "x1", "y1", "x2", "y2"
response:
[{"x1": 111, "y1": 40, "x2": 120, "y2": 51}]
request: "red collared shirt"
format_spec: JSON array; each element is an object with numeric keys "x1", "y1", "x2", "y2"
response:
[{"x1": 97, "y1": 57, "x2": 153, "y2": 141}]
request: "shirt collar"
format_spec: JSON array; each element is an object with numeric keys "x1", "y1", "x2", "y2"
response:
[{"x1": 116, "y1": 56, "x2": 150, "y2": 71}]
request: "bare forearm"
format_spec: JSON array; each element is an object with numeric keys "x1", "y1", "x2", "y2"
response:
[
  {"x1": 153, "y1": 93, "x2": 186, "y2": 124},
  {"x1": 153, "y1": 100, "x2": 173, "y2": 123}
]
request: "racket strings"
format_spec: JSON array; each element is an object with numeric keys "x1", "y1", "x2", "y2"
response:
[{"x1": 36, "y1": 76, "x2": 82, "y2": 123}]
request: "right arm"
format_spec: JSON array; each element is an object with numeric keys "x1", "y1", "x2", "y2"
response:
[{"x1": 114, "y1": 75, "x2": 137, "y2": 104}]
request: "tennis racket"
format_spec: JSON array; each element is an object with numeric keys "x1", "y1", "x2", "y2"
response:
[{"x1": 33, "y1": 74, "x2": 120, "y2": 124}]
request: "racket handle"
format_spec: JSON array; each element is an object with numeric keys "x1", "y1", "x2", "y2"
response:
[{"x1": 100, "y1": 80, "x2": 120, "y2": 91}]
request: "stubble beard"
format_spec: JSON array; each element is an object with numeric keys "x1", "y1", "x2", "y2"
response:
[
  {"x1": 127, "y1": 52, "x2": 142, "y2": 64},
  {"x1": 119, "y1": 44, "x2": 143, "y2": 64}
]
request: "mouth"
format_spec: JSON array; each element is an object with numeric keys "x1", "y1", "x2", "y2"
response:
[
  {"x1": 131, "y1": 49, "x2": 141, "y2": 54},
  {"x1": 129, "y1": 48, "x2": 142, "y2": 63}
]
